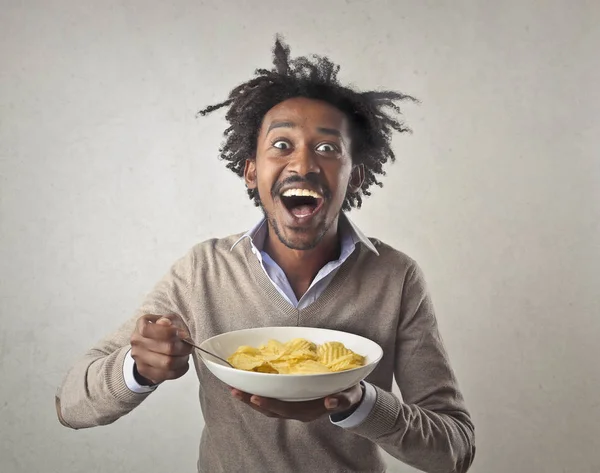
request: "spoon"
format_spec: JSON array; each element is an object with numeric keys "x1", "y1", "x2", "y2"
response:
[{"x1": 180, "y1": 337, "x2": 234, "y2": 368}]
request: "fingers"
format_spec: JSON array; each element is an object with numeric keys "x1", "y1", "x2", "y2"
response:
[
  {"x1": 228, "y1": 385, "x2": 363, "y2": 422},
  {"x1": 233, "y1": 391, "x2": 328, "y2": 422},
  {"x1": 135, "y1": 314, "x2": 173, "y2": 339},
  {"x1": 136, "y1": 358, "x2": 190, "y2": 384},
  {"x1": 250, "y1": 396, "x2": 324, "y2": 418},
  {"x1": 130, "y1": 314, "x2": 193, "y2": 385},
  {"x1": 132, "y1": 335, "x2": 192, "y2": 357},
  {"x1": 229, "y1": 388, "x2": 281, "y2": 418},
  {"x1": 132, "y1": 315, "x2": 192, "y2": 357},
  {"x1": 136, "y1": 349, "x2": 190, "y2": 373},
  {"x1": 131, "y1": 335, "x2": 191, "y2": 381},
  {"x1": 325, "y1": 384, "x2": 363, "y2": 412},
  {"x1": 130, "y1": 345, "x2": 191, "y2": 383},
  {"x1": 155, "y1": 314, "x2": 192, "y2": 338},
  {"x1": 136, "y1": 315, "x2": 177, "y2": 340}
]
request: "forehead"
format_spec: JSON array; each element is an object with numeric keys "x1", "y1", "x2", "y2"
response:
[{"x1": 260, "y1": 97, "x2": 351, "y2": 134}]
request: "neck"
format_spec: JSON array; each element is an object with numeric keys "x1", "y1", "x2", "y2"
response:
[{"x1": 264, "y1": 219, "x2": 341, "y2": 300}]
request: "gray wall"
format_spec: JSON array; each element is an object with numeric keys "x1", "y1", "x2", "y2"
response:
[{"x1": 1, "y1": 1, "x2": 599, "y2": 472}]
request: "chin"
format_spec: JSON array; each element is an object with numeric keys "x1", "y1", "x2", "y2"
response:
[
  {"x1": 273, "y1": 220, "x2": 329, "y2": 251},
  {"x1": 281, "y1": 236, "x2": 322, "y2": 251}
]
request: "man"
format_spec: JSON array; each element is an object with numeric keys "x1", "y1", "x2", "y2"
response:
[{"x1": 56, "y1": 37, "x2": 475, "y2": 473}]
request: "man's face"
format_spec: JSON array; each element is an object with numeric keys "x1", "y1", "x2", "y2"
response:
[{"x1": 244, "y1": 97, "x2": 363, "y2": 250}]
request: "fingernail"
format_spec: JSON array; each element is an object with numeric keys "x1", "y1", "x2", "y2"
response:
[
  {"x1": 250, "y1": 396, "x2": 261, "y2": 406},
  {"x1": 327, "y1": 398, "x2": 339, "y2": 409}
]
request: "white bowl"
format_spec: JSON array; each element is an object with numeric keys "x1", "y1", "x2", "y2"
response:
[{"x1": 199, "y1": 326, "x2": 383, "y2": 402}]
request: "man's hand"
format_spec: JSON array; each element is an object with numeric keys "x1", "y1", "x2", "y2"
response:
[
  {"x1": 130, "y1": 314, "x2": 193, "y2": 385},
  {"x1": 229, "y1": 383, "x2": 364, "y2": 422}
]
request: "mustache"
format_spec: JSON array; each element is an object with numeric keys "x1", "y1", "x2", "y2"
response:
[{"x1": 271, "y1": 175, "x2": 331, "y2": 200}]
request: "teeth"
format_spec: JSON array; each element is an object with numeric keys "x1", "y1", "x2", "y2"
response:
[{"x1": 282, "y1": 188, "x2": 321, "y2": 199}]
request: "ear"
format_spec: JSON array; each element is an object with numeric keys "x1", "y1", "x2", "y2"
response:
[
  {"x1": 348, "y1": 164, "x2": 365, "y2": 193},
  {"x1": 244, "y1": 158, "x2": 257, "y2": 190}
]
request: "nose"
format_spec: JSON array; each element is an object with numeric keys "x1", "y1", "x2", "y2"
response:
[{"x1": 287, "y1": 145, "x2": 320, "y2": 176}]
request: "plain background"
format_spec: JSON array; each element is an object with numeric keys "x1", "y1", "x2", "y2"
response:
[{"x1": 1, "y1": 1, "x2": 599, "y2": 472}]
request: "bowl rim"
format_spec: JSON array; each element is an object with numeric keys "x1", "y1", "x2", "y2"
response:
[{"x1": 199, "y1": 326, "x2": 384, "y2": 377}]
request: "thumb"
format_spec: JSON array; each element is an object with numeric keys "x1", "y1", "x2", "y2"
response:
[
  {"x1": 325, "y1": 385, "x2": 362, "y2": 411},
  {"x1": 176, "y1": 329, "x2": 191, "y2": 340},
  {"x1": 325, "y1": 394, "x2": 350, "y2": 411},
  {"x1": 156, "y1": 314, "x2": 190, "y2": 338}
]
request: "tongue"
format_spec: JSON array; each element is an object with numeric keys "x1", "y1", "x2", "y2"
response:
[{"x1": 290, "y1": 205, "x2": 315, "y2": 217}]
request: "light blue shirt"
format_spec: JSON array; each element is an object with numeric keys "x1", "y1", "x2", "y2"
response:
[
  {"x1": 124, "y1": 214, "x2": 379, "y2": 429},
  {"x1": 229, "y1": 214, "x2": 379, "y2": 309}
]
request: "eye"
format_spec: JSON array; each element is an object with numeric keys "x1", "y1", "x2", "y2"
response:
[
  {"x1": 272, "y1": 140, "x2": 291, "y2": 150},
  {"x1": 316, "y1": 143, "x2": 338, "y2": 152}
]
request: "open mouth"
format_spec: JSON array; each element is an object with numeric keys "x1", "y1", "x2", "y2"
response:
[{"x1": 280, "y1": 189, "x2": 324, "y2": 219}]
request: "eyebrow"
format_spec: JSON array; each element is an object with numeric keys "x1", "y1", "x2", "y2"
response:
[
  {"x1": 267, "y1": 121, "x2": 295, "y2": 133},
  {"x1": 266, "y1": 121, "x2": 341, "y2": 137},
  {"x1": 317, "y1": 127, "x2": 341, "y2": 137}
]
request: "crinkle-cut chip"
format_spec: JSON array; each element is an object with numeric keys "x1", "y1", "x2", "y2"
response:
[
  {"x1": 327, "y1": 353, "x2": 365, "y2": 372},
  {"x1": 254, "y1": 363, "x2": 278, "y2": 373},
  {"x1": 234, "y1": 345, "x2": 262, "y2": 356},
  {"x1": 280, "y1": 349, "x2": 318, "y2": 362},
  {"x1": 227, "y1": 353, "x2": 266, "y2": 371},
  {"x1": 260, "y1": 339, "x2": 286, "y2": 356},
  {"x1": 317, "y1": 341, "x2": 352, "y2": 365},
  {"x1": 288, "y1": 360, "x2": 331, "y2": 374},
  {"x1": 325, "y1": 352, "x2": 364, "y2": 367},
  {"x1": 352, "y1": 353, "x2": 365, "y2": 365},
  {"x1": 269, "y1": 361, "x2": 293, "y2": 374},
  {"x1": 324, "y1": 353, "x2": 354, "y2": 367},
  {"x1": 282, "y1": 338, "x2": 317, "y2": 354}
]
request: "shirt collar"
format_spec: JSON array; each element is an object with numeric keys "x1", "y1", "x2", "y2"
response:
[
  {"x1": 230, "y1": 213, "x2": 379, "y2": 256},
  {"x1": 338, "y1": 213, "x2": 379, "y2": 256}
]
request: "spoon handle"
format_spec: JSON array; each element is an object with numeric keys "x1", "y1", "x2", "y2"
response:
[{"x1": 180, "y1": 337, "x2": 233, "y2": 368}]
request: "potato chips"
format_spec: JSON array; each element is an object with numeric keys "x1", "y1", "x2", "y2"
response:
[{"x1": 227, "y1": 338, "x2": 365, "y2": 374}]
